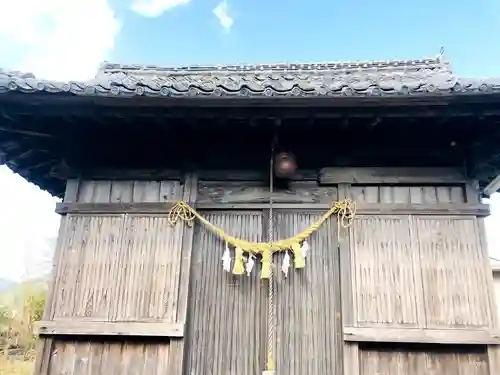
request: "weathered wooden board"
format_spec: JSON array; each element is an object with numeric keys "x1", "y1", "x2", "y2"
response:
[
  {"x1": 488, "y1": 345, "x2": 500, "y2": 375},
  {"x1": 197, "y1": 181, "x2": 338, "y2": 204},
  {"x1": 492, "y1": 267, "x2": 500, "y2": 327},
  {"x1": 184, "y1": 211, "x2": 266, "y2": 375},
  {"x1": 55, "y1": 168, "x2": 183, "y2": 181},
  {"x1": 350, "y1": 213, "x2": 494, "y2": 332},
  {"x1": 35, "y1": 321, "x2": 184, "y2": 337},
  {"x1": 273, "y1": 211, "x2": 343, "y2": 375},
  {"x1": 343, "y1": 343, "x2": 360, "y2": 375},
  {"x1": 349, "y1": 184, "x2": 465, "y2": 204},
  {"x1": 46, "y1": 339, "x2": 176, "y2": 375},
  {"x1": 69, "y1": 179, "x2": 183, "y2": 203},
  {"x1": 48, "y1": 214, "x2": 186, "y2": 322},
  {"x1": 350, "y1": 216, "x2": 424, "y2": 328},
  {"x1": 55, "y1": 201, "x2": 490, "y2": 217},
  {"x1": 320, "y1": 167, "x2": 466, "y2": 185},
  {"x1": 55, "y1": 202, "x2": 176, "y2": 214},
  {"x1": 358, "y1": 344, "x2": 489, "y2": 375},
  {"x1": 414, "y1": 216, "x2": 492, "y2": 329},
  {"x1": 344, "y1": 327, "x2": 500, "y2": 345}
]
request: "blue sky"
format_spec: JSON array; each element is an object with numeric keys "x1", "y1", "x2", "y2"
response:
[
  {"x1": 0, "y1": 0, "x2": 500, "y2": 280},
  {"x1": 109, "y1": 0, "x2": 500, "y2": 77}
]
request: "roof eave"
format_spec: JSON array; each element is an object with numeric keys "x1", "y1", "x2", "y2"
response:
[
  {"x1": 2, "y1": 61, "x2": 500, "y2": 100},
  {"x1": 3, "y1": 88, "x2": 500, "y2": 106}
]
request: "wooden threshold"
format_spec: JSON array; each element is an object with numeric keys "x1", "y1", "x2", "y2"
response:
[
  {"x1": 34, "y1": 320, "x2": 184, "y2": 338},
  {"x1": 56, "y1": 201, "x2": 490, "y2": 217},
  {"x1": 344, "y1": 326, "x2": 500, "y2": 345}
]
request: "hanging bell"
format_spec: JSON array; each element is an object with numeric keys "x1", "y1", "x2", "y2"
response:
[{"x1": 274, "y1": 152, "x2": 297, "y2": 178}]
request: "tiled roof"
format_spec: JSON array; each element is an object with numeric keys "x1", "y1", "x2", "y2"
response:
[{"x1": 2, "y1": 54, "x2": 500, "y2": 99}]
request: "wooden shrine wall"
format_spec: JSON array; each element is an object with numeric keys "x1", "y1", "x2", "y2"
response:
[
  {"x1": 33, "y1": 167, "x2": 500, "y2": 375},
  {"x1": 325, "y1": 168, "x2": 500, "y2": 375},
  {"x1": 34, "y1": 176, "x2": 197, "y2": 375}
]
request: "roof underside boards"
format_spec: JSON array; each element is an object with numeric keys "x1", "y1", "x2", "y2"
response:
[
  {"x1": 2, "y1": 104, "x2": 500, "y2": 198},
  {"x1": 2, "y1": 54, "x2": 500, "y2": 99}
]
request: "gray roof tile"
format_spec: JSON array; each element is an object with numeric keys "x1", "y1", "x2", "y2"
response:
[{"x1": 1, "y1": 54, "x2": 500, "y2": 98}]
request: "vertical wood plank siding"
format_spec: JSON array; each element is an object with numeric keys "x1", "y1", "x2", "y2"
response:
[
  {"x1": 350, "y1": 216, "x2": 423, "y2": 327},
  {"x1": 414, "y1": 217, "x2": 492, "y2": 328},
  {"x1": 48, "y1": 339, "x2": 173, "y2": 374},
  {"x1": 350, "y1": 215, "x2": 493, "y2": 329},
  {"x1": 49, "y1": 180, "x2": 184, "y2": 321},
  {"x1": 273, "y1": 211, "x2": 343, "y2": 375},
  {"x1": 493, "y1": 268, "x2": 500, "y2": 327},
  {"x1": 359, "y1": 344, "x2": 489, "y2": 375},
  {"x1": 350, "y1": 185, "x2": 465, "y2": 204},
  {"x1": 75, "y1": 180, "x2": 183, "y2": 203},
  {"x1": 50, "y1": 215, "x2": 185, "y2": 321},
  {"x1": 40, "y1": 179, "x2": 186, "y2": 374},
  {"x1": 346, "y1": 182, "x2": 495, "y2": 374},
  {"x1": 184, "y1": 211, "x2": 266, "y2": 375}
]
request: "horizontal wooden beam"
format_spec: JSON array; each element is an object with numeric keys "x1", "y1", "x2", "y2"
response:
[
  {"x1": 53, "y1": 168, "x2": 319, "y2": 182},
  {"x1": 34, "y1": 320, "x2": 184, "y2": 338},
  {"x1": 344, "y1": 326, "x2": 500, "y2": 345},
  {"x1": 51, "y1": 166, "x2": 183, "y2": 181},
  {"x1": 320, "y1": 167, "x2": 466, "y2": 185},
  {"x1": 56, "y1": 202, "x2": 177, "y2": 215},
  {"x1": 197, "y1": 203, "x2": 489, "y2": 216},
  {"x1": 355, "y1": 203, "x2": 490, "y2": 217},
  {"x1": 55, "y1": 201, "x2": 490, "y2": 217},
  {"x1": 196, "y1": 203, "x2": 330, "y2": 210},
  {"x1": 9, "y1": 95, "x2": 500, "y2": 115},
  {"x1": 54, "y1": 167, "x2": 471, "y2": 185},
  {"x1": 484, "y1": 174, "x2": 500, "y2": 196},
  {"x1": 198, "y1": 169, "x2": 318, "y2": 181}
]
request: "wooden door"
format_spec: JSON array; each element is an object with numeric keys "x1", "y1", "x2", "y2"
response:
[
  {"x1": 184, "y1": 211, "x2": 267, "y2": 375},
  {"x1": 273, "y1": 210, "x2": 343, "y2": 375},
  {"x1": 183, "y1": 209, "x2": 344, "y2": 375}
]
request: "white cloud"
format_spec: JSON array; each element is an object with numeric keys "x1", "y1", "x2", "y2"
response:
[
  {"x1": 213, "y1": 0, "x2": 233, "y2": 32},
  {"x1": 0, "y1": 167, "x2": 60, "y2": 282},
  {"x1": 131, "y1": 0, "x2": 190, "y2": 17},
  {"x1": 0, "y1": 0, "x2": 120, "y2": 281},
  {"x1": 0, "y1": 0, "x2": 120, "y2": 81}
]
